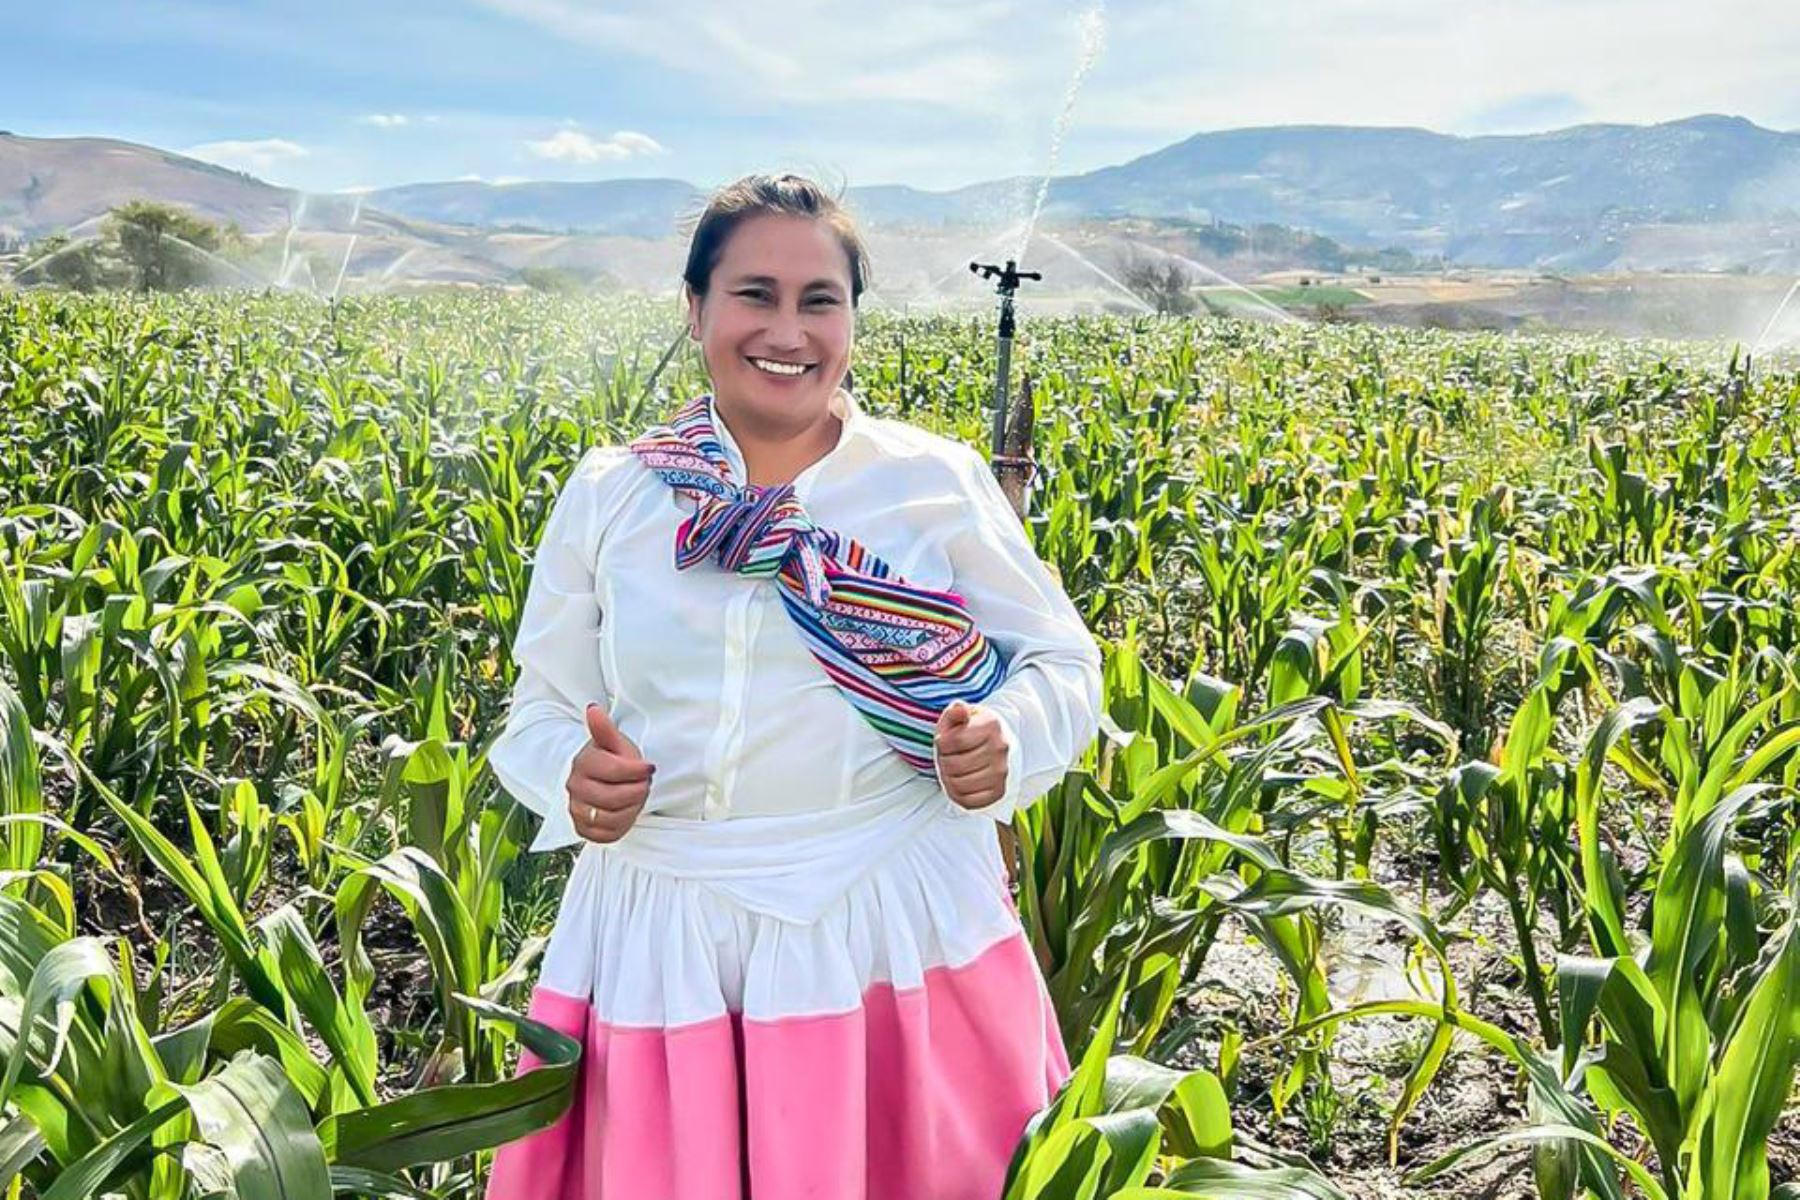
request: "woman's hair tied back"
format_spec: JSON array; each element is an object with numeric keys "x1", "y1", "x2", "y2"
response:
[{"x1": 681, "y1": 172, "x2": 871, "y2": 306}]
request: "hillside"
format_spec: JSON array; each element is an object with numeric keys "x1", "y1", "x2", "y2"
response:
[
  {"x1": 4, "y1": 116, "x2": 1798, "y2": 277},
  {"x1": 0, "y1": 133, "x2": 302, "y2": 240},
  {"x1": 1035, "y1": 114, "x2": 1800, "y2": 268},
  {"x1": 365, "y1": 178, "x2": 706, "y2": 237}
]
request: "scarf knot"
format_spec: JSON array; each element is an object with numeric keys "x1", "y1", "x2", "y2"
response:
[{"x1": 679, "y1": 483, "x2": 833, "y2": 606}]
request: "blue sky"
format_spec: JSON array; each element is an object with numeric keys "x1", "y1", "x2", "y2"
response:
[{"x1": 7, "y1": 0, "x2": 1799, "y2": 194}]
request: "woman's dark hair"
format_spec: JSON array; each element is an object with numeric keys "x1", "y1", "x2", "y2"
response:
[{"x1": 682, "y1": 173, "x2": 871, "y2": 307}]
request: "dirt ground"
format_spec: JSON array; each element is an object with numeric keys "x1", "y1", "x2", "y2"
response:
[{"x1": 1166, "y1": 851, "x2": 1800, "y2": 1198}]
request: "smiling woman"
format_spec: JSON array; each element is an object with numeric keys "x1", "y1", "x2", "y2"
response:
[{"x1": 484, "y1": 173, "x2": 1102, "y2": 1200}]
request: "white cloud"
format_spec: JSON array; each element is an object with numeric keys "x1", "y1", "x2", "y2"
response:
[
  {"x1": 473, "y1": 0, "x2": 1800, "y2": 184},
  {"x1": 155, "y1": 0, "x2": 1800, "y2": 196},
  {"x1": 183, "y1": 138, "x2": 310, "y2": 178},
  {"x1": 357, "y1": 113, "x2": 411, "y2": 128},
  {"x1": 1068, "y1": 0, "x2": 1800, "y2": 143},
  {"x1": 526, "y1": 128, "x2": 668, "y2": 163},
  {"x1": 473, "y1": 0, "x2": 1037, "y2": 111}
]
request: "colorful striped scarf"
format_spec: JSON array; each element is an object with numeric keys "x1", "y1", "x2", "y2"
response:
[{"x1": 628, "y1": 394, "x2": 1007, "y2": 772}]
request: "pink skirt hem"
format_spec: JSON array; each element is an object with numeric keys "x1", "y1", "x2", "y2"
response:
[{"x1": 487, "y1": 930, "x2": 1067, "y2": 1200}]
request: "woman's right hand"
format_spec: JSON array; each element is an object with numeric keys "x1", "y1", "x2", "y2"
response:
[{"x1": 566, "y1": 703, "x2": 655, "y2": 843}]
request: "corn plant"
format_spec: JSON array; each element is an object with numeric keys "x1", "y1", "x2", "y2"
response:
[
  {"x1": 1001, "y1": 980, "x2": 1349, "y2": 1200},
  {"x1": 0, "y1": 680, "x2": 578, "y2": 1197}
]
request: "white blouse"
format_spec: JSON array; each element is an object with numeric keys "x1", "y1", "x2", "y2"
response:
[{"x1": 487, "y1": 387, "x2": 1104, "y2": 852}]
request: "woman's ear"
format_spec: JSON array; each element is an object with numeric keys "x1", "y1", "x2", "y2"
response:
[{"x1": 684, "y1": 285, "x2": 702, "y2": 339}]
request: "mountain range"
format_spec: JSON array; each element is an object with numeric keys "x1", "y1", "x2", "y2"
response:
[{"x1": 4, "y1": 114, "x2": 1798, "y2": 281}]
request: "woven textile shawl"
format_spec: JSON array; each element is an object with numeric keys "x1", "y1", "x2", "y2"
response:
[{"x1": 627, "y1": 394, "x2": 1007, "y2": 772}]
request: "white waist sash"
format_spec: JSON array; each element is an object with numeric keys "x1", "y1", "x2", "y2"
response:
[{"x1": 596, "y1": 787, "x2": 974, "y2": 925}]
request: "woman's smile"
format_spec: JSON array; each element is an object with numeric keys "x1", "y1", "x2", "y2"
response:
[{"x1": 746, "y1": 354, "x2": 817, "y2": 379}]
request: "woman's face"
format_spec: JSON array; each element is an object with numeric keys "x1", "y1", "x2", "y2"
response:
[{"x1": 687, "y1": 213, "x2": 855, "y2": 431}]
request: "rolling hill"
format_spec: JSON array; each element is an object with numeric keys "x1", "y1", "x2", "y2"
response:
[{"x1": 4, "y1": 115, "x2": 1798, "y2": 276}]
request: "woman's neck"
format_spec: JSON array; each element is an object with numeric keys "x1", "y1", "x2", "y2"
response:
[{"x1": 717, "y1": 398, "x2": 843, "y2": 489}]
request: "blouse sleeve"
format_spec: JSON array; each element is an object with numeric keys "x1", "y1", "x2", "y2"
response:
[
  {"x1": 486, "y1": 445, "x2": 633, "y2": 852},
  {"x1": 933, "y1": 445, "x2": 1103, "y2": 823}
]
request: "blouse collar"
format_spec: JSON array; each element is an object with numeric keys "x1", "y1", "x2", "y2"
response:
[{"x1": 709, "y1": 386, "x2": 869, "y2": 498}]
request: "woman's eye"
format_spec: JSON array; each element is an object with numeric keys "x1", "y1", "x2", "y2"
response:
[{"x1": 807, "y1": 295, "x2": 840, "y2": 307}]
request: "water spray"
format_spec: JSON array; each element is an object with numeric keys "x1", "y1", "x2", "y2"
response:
[
  {"x1": 331, "y1": 194, "x2": 365, "y2": 299},
  {"x1": 1751, "y1": 278, "x2": 1800, "y2": 362},
  {"x1": 969, "y1": 258, "x2": 1043, "y2": 505},
  {"x1": 1014, "y1": 3, "x2": 1107, "y2": 265}
]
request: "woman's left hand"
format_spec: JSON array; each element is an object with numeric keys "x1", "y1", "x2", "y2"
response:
[{"x1": 933, "y1": 700, "x2": 1008, "y2": 810}]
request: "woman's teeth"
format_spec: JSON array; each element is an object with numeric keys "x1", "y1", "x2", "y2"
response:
[{"x1": 750, "y1": 357, "x2": 812, "y2": 377}]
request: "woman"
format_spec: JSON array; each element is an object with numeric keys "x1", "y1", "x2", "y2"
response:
[{"x1": 485, "y1": 174, "x2": 1101, "y2": 1200}]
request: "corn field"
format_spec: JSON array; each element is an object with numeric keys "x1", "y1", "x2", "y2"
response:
[{"x1": 1, "y1": 289, "x2": 1798, "y2": 1199}]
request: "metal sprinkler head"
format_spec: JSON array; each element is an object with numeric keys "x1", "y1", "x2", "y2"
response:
[{"x1": 969, "y1": 259, "x2": 1043, "y2": 301}]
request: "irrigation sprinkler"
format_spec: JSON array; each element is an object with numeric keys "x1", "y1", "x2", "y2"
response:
[
  {"x1": 969, "y1": 257, "x2": 1046, "y2": 891},
  {"x1": 970, "y1": 258, "x2": 1043, "y2": 510}
]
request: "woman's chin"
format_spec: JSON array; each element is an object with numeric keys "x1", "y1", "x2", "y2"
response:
[
  {"x1": 729, "y1": 375, "x2": 827, "y2": 416},
  {"x1": 748, "y1": 367, "x2": 818, "y2": 394}
]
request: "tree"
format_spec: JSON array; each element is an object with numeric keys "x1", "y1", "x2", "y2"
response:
[
  {"x1": 15, "y1": 232, "x2": 125, "y2": 292},
  {"x1": 106, "y1": 200, "x2": 226, "y2": 292},
  {"x1": 518, "y1": 265, "x2": 587, "y2": 295},
  {"x1": 1114, "y1": 246, "x2": 1198, "y2": 316}
]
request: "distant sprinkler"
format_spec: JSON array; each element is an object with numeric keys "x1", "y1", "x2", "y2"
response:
[{"x1": 969, "y1": 258, "x2": 1043, "y2": 471}]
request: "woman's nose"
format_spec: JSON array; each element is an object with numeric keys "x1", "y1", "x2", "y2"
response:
[{"x1": 763, "y1": 305, "x2": 806, "y2": 348}]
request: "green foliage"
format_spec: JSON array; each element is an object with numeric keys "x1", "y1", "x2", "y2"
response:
[
  {"x1": 1003, "y1": 983, "x2": 1347, "y2": 1199},
  {"x1": 3, "y1": 291, "x2": 1800, "y2": 1196},
  {"x1": 0, "y1": 696, "x2": 579, "y2": 1197},
  {"x1": 13, "y1": 234, "x2": 126, "y2": 293},
  {"x1": 517, "y1": 265, "x2": 608, "y2": 295},
  {"x1": 105, "y1": 201, "x2": 233, "y2": 293},
  {"x1": 14, "y1": 203, "x2": 250, "y2": 294}
]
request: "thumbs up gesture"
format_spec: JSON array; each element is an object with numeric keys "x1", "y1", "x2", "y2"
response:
[
  {"x1": 566, "y1": 703, "x2": 655, "y2": 844},
  {"x1": 933, "y1": 700, "x2": 1009, "y2": 810}
]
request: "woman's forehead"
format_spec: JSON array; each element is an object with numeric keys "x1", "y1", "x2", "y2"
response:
[{"x1": 716, "y1": 215, "x2": 852, "y2": 285}]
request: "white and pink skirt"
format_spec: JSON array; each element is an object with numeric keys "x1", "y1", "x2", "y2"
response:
[{"x1": 486, "y1": 791, "x2": 1070, "y2": 1200}]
